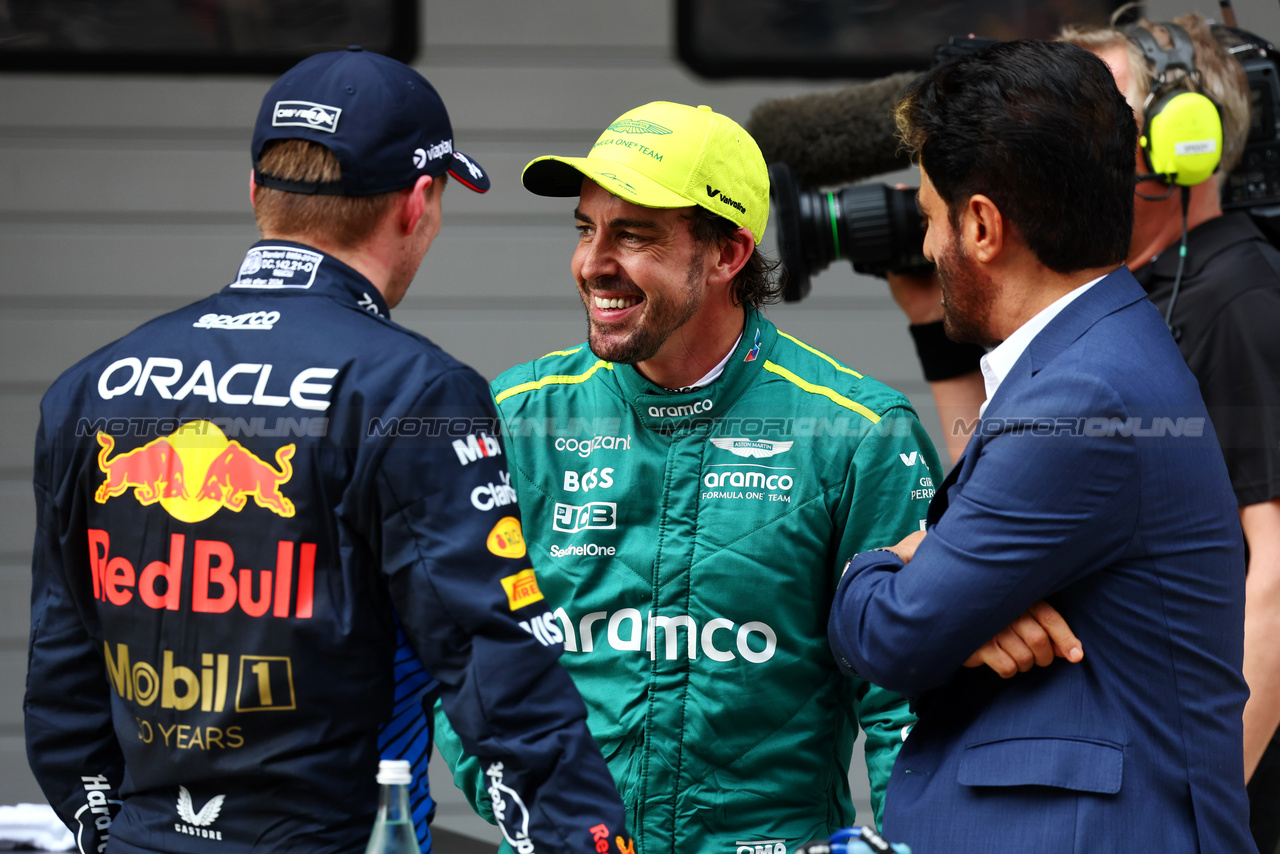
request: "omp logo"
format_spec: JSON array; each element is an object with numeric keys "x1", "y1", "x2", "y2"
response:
[
  {"x1": 487, "y1": 762, "x2": 535, "y2": 854},
  {"x1": 454, "y1": 432, "x2": 502, "y2": 466},
  {"x1": 554, "y1": 607, "x2": 777, "y2": 663},
  {"x1": 176, "y1": 786, "x2": 224, "y2": 840},
  {"x1": 501, "y1": 569, "x2": 544, "y2": 611},
  {"x1": 606, "y1": 119, "x2": 672, "y2": 135},
  {"x1": 193, "y1": 311, "x2": 279, "y2": 331},
  {"x1": 272, "y1": 100, "x2": 340, "y2": 133},
  {"x1": 552, "y1": 502, "x2": 616, "y2": 533},
  {"x1": 710, "y1": 438, "x2": 793, "y2": 459},
  {"x1": 733, "y1": 841, "x2": 785, "y2": 854}
]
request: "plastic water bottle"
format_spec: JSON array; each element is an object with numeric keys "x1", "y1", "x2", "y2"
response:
[{"x1": 364, "y1": 759, "x2": 420, "y2": 854}]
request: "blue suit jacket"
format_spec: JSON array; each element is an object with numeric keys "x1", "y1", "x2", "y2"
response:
[{"x1": 829, "y1": 268, "x2": 1255, "y2": 853}]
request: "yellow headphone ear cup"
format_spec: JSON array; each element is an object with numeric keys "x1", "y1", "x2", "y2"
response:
[{"x1": 1144, "y1": 90, "x2": 1223, "y2": 186}]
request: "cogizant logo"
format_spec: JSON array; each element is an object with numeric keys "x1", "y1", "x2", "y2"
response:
[{"x1": 551, "y1": 607, "x2": 776, "y2": 663}]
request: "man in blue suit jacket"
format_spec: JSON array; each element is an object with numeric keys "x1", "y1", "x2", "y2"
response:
[{"x1": 829, "y1": 40, "x2": 1256, "y2": 853}]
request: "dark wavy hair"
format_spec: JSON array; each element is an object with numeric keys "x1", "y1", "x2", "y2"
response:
[
  {"x1": 683, "y1": 206, "x2": 784, "y2": 311},
  {"x1": 895, "y1": 39, "x2": 1136, "y2": 273}
]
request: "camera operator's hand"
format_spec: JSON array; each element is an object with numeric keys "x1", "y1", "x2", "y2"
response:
[{"x1": 885, "y1": 268, "x2": 944, "y2": 324}]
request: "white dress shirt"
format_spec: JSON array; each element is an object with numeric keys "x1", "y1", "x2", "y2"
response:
[{"x1": 978, "y1": 274, "x2": 1108, "y2": 417}]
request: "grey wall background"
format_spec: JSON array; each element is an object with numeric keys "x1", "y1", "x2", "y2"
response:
[{"x1": 3, "y1": 0, "x2": 1277, "y2": 844}]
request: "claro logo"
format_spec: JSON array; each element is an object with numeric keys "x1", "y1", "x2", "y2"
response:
[{"x1": 552, "y1": 607, "x2": 777, "y2": 664}]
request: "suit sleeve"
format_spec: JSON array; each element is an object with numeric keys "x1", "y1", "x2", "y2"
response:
[
  {"x1": 25, "y1": 410, "x2": 127, "y2": 851},
  {"x1": 831, "y1": 404, "x2": 942, "y2": 824},
  {"x1": 829, "y1": 374, "x2": 1136, "y2": 697},
  {"x1": 376, "y1": 368, "x2": 631, "y2": 854}
]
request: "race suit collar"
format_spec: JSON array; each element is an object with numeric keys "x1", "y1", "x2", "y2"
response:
[
  {"x1": 223, "y1": 239, "x2": 391, "y2": 319},
  {"x1": 614, "y1": 310, "x2": 777, "y2": 432}
]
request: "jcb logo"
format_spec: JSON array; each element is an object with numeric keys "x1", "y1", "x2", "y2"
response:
[
  {"x1": 552, "y1": 502, "x2": 616, "y2": 533},
  {"x1": 563, "y1": 467, "x2": 614, "y2": 493}
]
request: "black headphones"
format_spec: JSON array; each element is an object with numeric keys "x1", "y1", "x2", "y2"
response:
[{"x1": 1125, "y1": 22, "x2": 1224, "y2": 186}]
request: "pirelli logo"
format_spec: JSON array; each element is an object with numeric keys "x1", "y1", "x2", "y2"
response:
[{"x1": 500, "y1": 569, "x2": 544, "y2": 611}]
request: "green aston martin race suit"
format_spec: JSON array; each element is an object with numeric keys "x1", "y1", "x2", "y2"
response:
[{"x1": 437, "y1": 312, "x2": 943, "y2": 854}]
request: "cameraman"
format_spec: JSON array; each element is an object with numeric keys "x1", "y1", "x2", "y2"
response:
[{"x1": 889, "y1": 13, "x2": 1280, "y2": 851}]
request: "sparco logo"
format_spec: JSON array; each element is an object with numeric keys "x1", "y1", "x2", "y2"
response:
[
  {"x1": 553, "y1": 501, "x2": 616, "y2": 533},
  {"x1": 709, "y1": 438, "x2": 793, "y2": 459},
  {"x1": 554, "y1": 607, "x2": 778, "y2": 663},
  {"x1": 175, "y1": 786, "x2": 225, "y2": 840},
  {"x1": 272, "y1": 100, "x2": 340, "y2": 133},
  {"x1": 706, "y1": 185, "x2": 747, "y2": 214},
  {"x1": 648, "y1": 399, "x2": 713, "y2": 418}
]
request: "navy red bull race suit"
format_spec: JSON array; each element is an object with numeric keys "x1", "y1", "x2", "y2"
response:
[{"x1": 25, "y1": 241, "x2": 632, "y2": 854}]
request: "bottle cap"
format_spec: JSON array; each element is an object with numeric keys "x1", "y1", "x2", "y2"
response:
[{"x1": 377, "y1": 759, "x2": 412, "y2": 785}]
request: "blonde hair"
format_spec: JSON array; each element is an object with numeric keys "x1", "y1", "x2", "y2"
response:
[
  {"x1": 253, "y1": 140, "x2": 400, "y2": 247},
  {"x1": 1059, "y1": 10, "x2": 1250, "y2": 173}
]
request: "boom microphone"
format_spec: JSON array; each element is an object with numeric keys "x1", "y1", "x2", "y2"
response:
[{"x1": 745, "y1": 71, "x2": 918, "y2": 187}]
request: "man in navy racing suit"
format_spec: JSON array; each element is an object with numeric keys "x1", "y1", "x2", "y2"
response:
[{"x1": 25, "y1": 47, "x2": 633, "y2": 854}]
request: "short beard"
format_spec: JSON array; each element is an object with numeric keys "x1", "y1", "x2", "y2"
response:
[
  {"x1": 937, "y1": 235, "x2": 998, "y2": 349},
  {"x1": 582, "y1": 252, "x2": 704, "y2": 364}
]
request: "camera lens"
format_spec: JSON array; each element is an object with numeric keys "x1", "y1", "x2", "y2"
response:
[{"x1": 769, "y1": 162, "x2": 931, "y2": 302}]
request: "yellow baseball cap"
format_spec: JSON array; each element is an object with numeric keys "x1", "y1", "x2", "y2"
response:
[{"x1": 522, "y1": 101, "x2": 769, "y2": 244}]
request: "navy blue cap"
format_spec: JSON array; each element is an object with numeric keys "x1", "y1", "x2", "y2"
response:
[{"x1": 252, "y1": 47, "x2": 490, "y2": 195}]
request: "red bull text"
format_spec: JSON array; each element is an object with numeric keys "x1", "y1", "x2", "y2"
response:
[{"x1": 88, "y1": 530, "x2": 315, "y2": 619}]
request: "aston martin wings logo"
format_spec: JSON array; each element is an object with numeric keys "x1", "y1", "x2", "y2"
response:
[
  {"x1": 709, "y1": 438, "x2": 794, "y2": 458},
  {"x1": 606, "y1": 119, "x2": 673, "y2": 135},
  {"x1": 177, "y1": 786, "x2": 225, "y2": 827}
]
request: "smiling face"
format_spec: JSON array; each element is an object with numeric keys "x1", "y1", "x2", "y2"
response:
[{"x1": 571, "y1": 180, "x2": 716, "y2": 365}]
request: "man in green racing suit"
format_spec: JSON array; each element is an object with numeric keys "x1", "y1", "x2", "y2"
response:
[{"x1": 434, "y1": 101, "x2": 944, "y2": 854}]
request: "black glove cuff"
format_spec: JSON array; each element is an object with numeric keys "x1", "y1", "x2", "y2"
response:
[{"x1": 908, "y1": 320, "x2": 984, "y2": 381}]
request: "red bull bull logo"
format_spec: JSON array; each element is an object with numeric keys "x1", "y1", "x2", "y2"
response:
[
  {"x1": 95, "y1": 435, "x2": 188, "y2": 504},
  {"x1": 96, "y1": 422, "x2": 294, "y2": 522}
]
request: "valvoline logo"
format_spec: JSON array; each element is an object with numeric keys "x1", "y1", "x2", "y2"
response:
[{"x1": 96, "y1": 422, "x2": 295, "y2": 522}]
